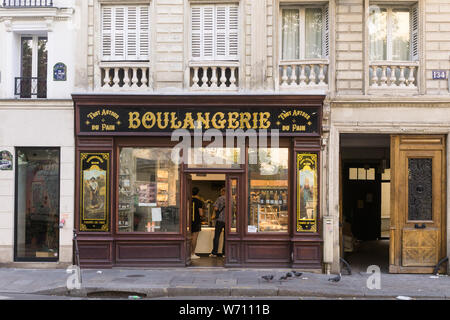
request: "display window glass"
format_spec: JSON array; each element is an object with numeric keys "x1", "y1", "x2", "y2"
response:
[
  {"x1": 118, "y1": 148, "x2": 180, "y2": 232},
  {"x1": 15, "y1": 148, "x2": 60, "y2": 260},
  {"x1": 248, "y1": 148, "x2": 289, "y2": 233},
  {"x1": 186, "y1": 147, "x2": 242, "y2": 169}
]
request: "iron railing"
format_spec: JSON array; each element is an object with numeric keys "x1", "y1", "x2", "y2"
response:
[
  {"x1": 15, "y1": 77, "x2": 47, "y2": 98},
  {"x1": 2, "y1": 0, "x2": 53, "y2": 7}
]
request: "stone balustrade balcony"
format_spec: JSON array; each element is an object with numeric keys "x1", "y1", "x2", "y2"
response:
[
  {"x1": 2, "y1": 0, "x2": 53, "y2": 7},
  {"x1": 99, "y1": 62, "x2": 150, "y2": 91},
  {"x1": 188, "y1": 61, "x2": 239, "y2": 91},
  {"x1": 369, "y1": 61, "x2": 419, "y2": 93},
  {"x1": 279, "y1": 59, "x2": 329, "y2": 91}
]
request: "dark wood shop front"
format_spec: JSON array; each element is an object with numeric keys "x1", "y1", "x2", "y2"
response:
[{"x1": 73, "y1": 94, "x2": 324, "y2": 269}]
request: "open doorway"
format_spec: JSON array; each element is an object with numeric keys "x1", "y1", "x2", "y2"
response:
[
  {"x1": 189, "y1": 173, "x2": 226, "y2": 267},
  {"x1": 340, "y1": 134, "x2": 391, "y2": 273}
]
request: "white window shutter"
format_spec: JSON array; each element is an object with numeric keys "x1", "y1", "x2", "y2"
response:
[
  {"x1": 228, "y1": 5, "x2": 239, "y2": 60},
  {"x1": 410, "y1": 4, "x2": 419, "y2": 61},
  {"x1": 139, "y1": 6, "x2": 150, "y2": 60},
  {"x1": 215, "y1": 5, "x2": 238, "y2": 60},
  {"x1": 191, "y1": 4, "x2": 238, "y2": 61},
  {"x1": 203, "y1": 6, "x2": 215, "y2": 59},
  {"x1": 127, "y1": 6, "x2": 138, "y2": 60},
  {"x1": 322, "y1": 4, "x2": 330, "y2": 59},
  {"x1": 114, "y1": 7, "x2": 126, "y2": 60},
  {"x1": 191, "y1": 6, "x2": 202, "y2": 59},
  {"x1": 102, "y1": 7, "x2": 112, "y2": 59},
  {"x1": 215, "y1": 6, "x2": 227, "y2": 59}
]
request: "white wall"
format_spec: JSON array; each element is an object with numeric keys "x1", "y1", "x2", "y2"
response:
[{"x1": 0, "y1": 102, "x2": 74, "y2": 264}]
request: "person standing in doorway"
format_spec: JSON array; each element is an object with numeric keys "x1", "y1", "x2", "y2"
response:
[
  {"x1": 210, "y1": 187, "x2": 226, "y2": 257},
  {"x1": 191, "y1": 187, "x2": 204, "y2": 260}
]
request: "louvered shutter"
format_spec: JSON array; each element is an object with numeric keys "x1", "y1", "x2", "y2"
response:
[
  {"x1": 191, "y1": 4, "x2": 238, "y2": 61},
  {"x1": 114, "y1": 7, "x2": 126, "y2": 60},
  {"x1": 322, "y1": 4, "x2": 330, "y2": 59},
  {"x1": 215, "y1": 5, "x2": 238, "y2": 60},
  {"x1": 228, "y1": 5, "x2": 239, "y2": 60},
  {"x1": 191, "y1": 6, "x2": 202, "y2": 59},
  {"x1": 410, "y1": 4, "x2": 419, "y2": 61},
  {"x1": 139, "y1": 6, "x2": 150, "y2": 60},
  {"x1": 102, "y1": 7, "x2": 112, "y2": 59},
  {"x1": 203, "y1": 6, "x2": 215, "y2": 59},
  {"x1": 215, "y1": 6, "x2": 227, "y2": 59},
  {"x1": 127, "y1": 6, "x2": 138, "y2": 60}
]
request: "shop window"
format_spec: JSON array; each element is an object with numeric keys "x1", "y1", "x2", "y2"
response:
[
  {"x1": 101, "y1": 5, "x2": 150, "y2": 61},
  {"x1": 187, "y1": 147, "x2": 241, "y2": 169},
  {"x1": 15, "y1": 148, "x2": 60, "y2": 261},
  {"x1": 118, "y1": 148, "x2": 180, "y2": 233},
  {"x1": 248, "y1": 148, "x2": 289, "y2": 233}
]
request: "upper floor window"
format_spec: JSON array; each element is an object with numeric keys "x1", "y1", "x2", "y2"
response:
[
  {"x1": 101, "y1": 5, "x2": 150, "y2": 61},
  {"x1": 190, "y1": 4, "x2": 239, "y2": 61},
  {"x1": 15, "y1": 36, "x2": 47, "y2": 98},
  {"x1": 280, "y1": 5, "x2": 329, "y2": 60},
  {"x1": 368, "y1": 4, "x2": 418, "y2": 61}
]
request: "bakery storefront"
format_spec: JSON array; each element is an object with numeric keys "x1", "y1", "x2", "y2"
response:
[{"x1": 73, "y1": 94, "x2": 324, "y2": 269}]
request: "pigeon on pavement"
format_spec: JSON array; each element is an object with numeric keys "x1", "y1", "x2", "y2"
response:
[
  {"x1": 261, "y1": 274, "x2": 274, "y2": 282},
  {"x1": 328, "y1": 273, "x2": 341, "y2": 282},
  {"x1": 278, "y1": 275, "x2": 288, "y2": 283},
  {"x1": 293, "y1": 271, "x2": 303, "y2": 277}
]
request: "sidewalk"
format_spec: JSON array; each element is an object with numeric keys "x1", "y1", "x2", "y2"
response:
[{"x1": 0, "y1": 267, "x2": 449, "y2": 299}]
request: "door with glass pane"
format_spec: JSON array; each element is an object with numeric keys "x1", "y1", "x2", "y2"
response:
[
  {"x1": 225, "y1": 174, "x2": 241, "y2": 264},
  {"x1": 15, "y1": 148, "x2": 60, "y2": 261},
  {"x1": 390, "y1": 135, "x2": 446, "y2": 273},
  {"x1": 185, "y1": 173, "x2": 193, "y2": 265},
  {"x1": 19, "y1": 36, "x2": 47, "y2": 98}
]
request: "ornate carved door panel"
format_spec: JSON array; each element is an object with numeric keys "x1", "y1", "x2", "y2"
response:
[{"x1": 390, "y1": 135, "x2": 446, "y2": 273}]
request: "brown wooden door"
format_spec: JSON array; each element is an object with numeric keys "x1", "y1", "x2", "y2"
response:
[
  {"x1": 390, "y1": 135, "x2": 446, "y2": 273},
  {"x1": 185, "y1": 173, "x2": 193, "y2": 265},
  {"x1": 225, "y1": 174, "x2": 241, "y2": 265}
]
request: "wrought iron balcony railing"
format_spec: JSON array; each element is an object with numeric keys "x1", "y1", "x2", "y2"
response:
[
  {"x1": 15, "y1": 77, "x2": 47, "y2": 98},
  {"x1": 2, "y1": 0, "x2": 53, "y2": 7}
]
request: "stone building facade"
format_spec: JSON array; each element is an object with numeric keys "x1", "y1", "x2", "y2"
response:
[{"x1": 1, "y1": 0, "x2": 449, "y2": 273}]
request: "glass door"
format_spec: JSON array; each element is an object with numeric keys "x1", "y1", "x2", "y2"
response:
[
  {"x1": 15, "y1": 148, "x2": 60, "y2": 261},
  {"x1": 185, "y1": 173, "x2": 192, "y2": 265}
]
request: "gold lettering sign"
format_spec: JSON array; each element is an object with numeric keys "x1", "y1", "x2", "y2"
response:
[{"x1": 80, "y1": 107, "x2": 319, "y2": 134}]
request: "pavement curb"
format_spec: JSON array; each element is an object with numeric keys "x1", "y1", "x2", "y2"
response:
[{"x1": 32, "y1": 285, "x2": 449, "y2": 300}]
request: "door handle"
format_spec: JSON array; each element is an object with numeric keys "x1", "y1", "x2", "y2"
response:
[{"x1": 414, "y1": 223, "x2": 426, "y2": 229}]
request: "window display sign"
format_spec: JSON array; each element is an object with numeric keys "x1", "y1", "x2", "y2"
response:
[
  {"x1": 297, "y1": 153, "x2": 318, "y2": 232},
  {"x1": 80, "y1": 152, "x2": 110, "y2": 232},
  {"x1": 0, "y1": 150, "x2": 13, "y2": 170}
]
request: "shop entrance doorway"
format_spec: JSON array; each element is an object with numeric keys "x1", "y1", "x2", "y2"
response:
[{"x1": 184, "y1": 173, "x2": 240, "y2": 267}]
